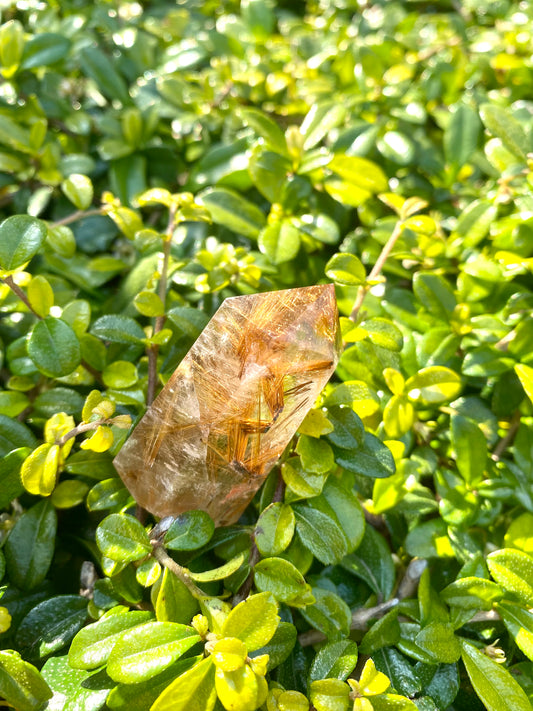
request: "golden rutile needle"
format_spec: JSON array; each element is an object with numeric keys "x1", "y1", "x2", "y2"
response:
[{"x1": 113, "y1": 284, "x2": 340, "y2": 525}]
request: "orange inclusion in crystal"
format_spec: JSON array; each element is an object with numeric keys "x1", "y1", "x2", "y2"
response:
[{"x1": 113, "y1": 284, "x2": 340, "y2": 525}]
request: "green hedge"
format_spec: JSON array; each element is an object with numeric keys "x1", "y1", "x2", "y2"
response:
[{"x1": 0, "y1": 1, "x2": 533, "y2": 709}]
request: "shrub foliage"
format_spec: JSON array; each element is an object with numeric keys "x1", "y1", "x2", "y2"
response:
[{"x1": 1, "y1": 1, "x2": 533, "y2": 709}]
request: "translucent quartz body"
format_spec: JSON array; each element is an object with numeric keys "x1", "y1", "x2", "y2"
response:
[{"x1": 113, "y1": 284, "x2": 340, "y2": 525}]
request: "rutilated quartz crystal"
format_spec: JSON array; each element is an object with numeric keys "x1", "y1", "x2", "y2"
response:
[{"x1": 113, "y1": 284, "x2": 341, "y2": 525}]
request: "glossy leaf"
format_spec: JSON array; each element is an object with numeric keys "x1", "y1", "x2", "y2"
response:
[
  {"x1": 96, "y1": 513, "x2": 151, "y2": 563},
  {"x1": 0, "y1": 215, "x2": 46, "y2": 271},
  {"x1": 107, "y1": 621, "x2": 200, "y2": 683},
  {"x1": 461, "y1": 640, "x2": 531, "y2": 711},
  {"x1": 68, "y1": 610, "x2": 153, "y2": 669},
  {"x1": 164, "y1": 510, "x2": 215, "y2": 551},
  {"x1": 4, "y1": 499, "x2": 57, "y2": 590}
]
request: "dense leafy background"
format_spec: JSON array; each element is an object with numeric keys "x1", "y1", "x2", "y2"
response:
[{"x1": 0, "y1": 0, "x2": 533, "y2": 709}]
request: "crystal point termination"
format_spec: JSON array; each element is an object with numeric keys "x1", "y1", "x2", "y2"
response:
[{"x1": 113, "y1": 284, "x2": 341, "y2": 526}]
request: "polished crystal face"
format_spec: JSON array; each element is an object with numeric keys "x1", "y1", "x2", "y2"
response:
[{"x1": 113, "y1": 284, "x2": 340, "y2": 525}]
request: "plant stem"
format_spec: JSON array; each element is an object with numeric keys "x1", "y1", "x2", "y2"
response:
[
  {"x1": 349, "y1": 219, "x2": 404, "y2": 323},
  {"x1": 299, "y1": 597, "x2": 400, "y2": 647},
  {"x1": 491, "y1": 410, "x2": 522, "y2": 462},
  {"x1": 56, "y1": 420, "x2": 107, "y2": 448},
  {"x1": 2, "y1": 275, "x2": 41, "y2": 318},
  {"x1": 52, "y1": 208, "x2": 103, "y2": 227},
  {"x1": 151, "y1": 540, "x2": 208, "y2": 599}
]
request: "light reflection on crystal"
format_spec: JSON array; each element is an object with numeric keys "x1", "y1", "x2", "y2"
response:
[{"x1": 113, "y1": 284, "x2": 340, "y2": 525}]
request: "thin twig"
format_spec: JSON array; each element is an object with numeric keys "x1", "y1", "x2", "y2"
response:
[
  {"x1": 232, "y1": 541, "x2": 260, "y2": 605},
  {"x1": 151, "y1": 541, "x2": 208, "y2": 599},
  {"x1": 396, "y1": 558, "x2": 427, "y2": 599},
  {"x1": 2, "y1": 275, "x2": 41, "y2": 318},
  {"x1": 299, "y1": 598, "x2": 400, "y2": 647},
  {"x1": 52, "y1": 208, "x2": 103, "y2": 227},
  {"x1": 491, "y1": 410, "x2": 522, "y2": 462},
  {"x1": 349, "y1": 219, "x2": 404, "y2": 322},
  {"x1": 56, "y1": 420, "x2": 107, "y2": 448},
  {"x1": 272, "y1": 471, "x2": 286, "y2": 503}
]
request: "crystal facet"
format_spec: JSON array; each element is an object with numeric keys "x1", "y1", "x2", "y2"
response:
[{"x1": 113, "y1": 284, "x2": 340, "y2": 525}]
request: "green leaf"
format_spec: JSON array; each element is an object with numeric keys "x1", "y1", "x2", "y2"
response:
[
  {"x1": 20, "y1": 442, "x2": 59, "y2": 496},
  {"x1": 441, "y1": 577, "x2": 503, "y2": 610},
  {"x1": 151, "y1": 657, "x2": 216, "y2": 711},
  {"x1": 107, "y1": 621, "x2": 200, "y2": 683},
  {"x1": 293, "y1": 213, "x2": 340, "y2": 245},
  {"x1": 341, "y1": 526, "x2": 395, "y2": 598},
  {"x1": 21, "y1": 32, "x2": 70, "y2": 69},
  {"x1": 51, "y1": 479, "x2": 90, "y2": 508},
  {"x1": 479, "y1": 103, "x2": 530, "y2": 162},
  {"x1": 90, "y1": 314, "x2": 146, "y2": 345},
  {"x1": 318, "y1": 477, "x2": 365, "y2": 551},
  {"x1": 406, "y1": 366, "x2": 462, "y2": 405},
  {"x1": 293, "y1": 503, "x2": 348, "y2": 565},
  {"x1": 250, "y1": 621, "x2": 297, "y2": 671},
  {"x1": 214, "y1": 664, "x2": 267, "y2": 711},
  {"x1": 461, "y1": 639, "x2": 531, "y2": 711},
  {"x1": 254, "y1": 557, "x2": 315, "y2": 606},
  {"x1": 360, "y1": 609, "x2": 400, "y2": 655},
  {"x1": 106, "y1": 657, "x2": 200, "y2": 711},
  {"x1": 378, "y1": 130, "x2": 416, "y2": 164},
  {"x1": 496, "y1": 601, "x2": 533, "y2": 662},
  {"x1": 248, "y1": 147, "x2": 290, "y2": 202},
  {"x1": 188, "y1": 551, "x2": 246, "y2": 582},
  {"x1": 258, "y1": 219, "x2": 301, "y2": 263},
  {"x1": 310, "y1": 678, "x2": 350, "y2": 711},
  {"x1": 300, "y1": 102, "x2": 346, "y2": 150},
  {"x1": 413, "y1": 272, "x2": 456, "y2": 321},
  {"x1": 96, "y1": 513, "x2": 151, "y2": 563},
  {"x1": 153, "y1": 567, "x2": 198, "y2": 624},
  {"x1": 27, "y1": 317, "x2": 81, "y2": 378},
  {"x1": 0, "y1": 650, "x2": 52, "y2": 711},
  {"x1": 27, "y1": 275, "x2": 53, "y2": 318},
  {"x1": 68, "y1": 610, "x2": 153, "y2": 669},
  {"x1": 197, "y1": 187, "x2": 266, "y2": 239},
  {"x1": 14, "y1": 595, "x2": 88, "y2": 660},
  {"x1": 333, "y1": 432, "x2": 395, "y2": 479},
  {"x1": 487, "y1": 548, "x2": 533, "y2": 606},
  {"x1": 504, "y1": 512, "x2": 533, "y2": 556},
  {"x1": 4, "y1": 499, "x2": 57, "y2": 590},
  {"x1": 0, "y1": 215, "x2": 46, "y2": 271},
  {"x1": 164, "y1": 511, "x2": 215, "y2": 551},
  {"x1": 451, "y1": 199, "x2": 498, "y2": 248},
  {"x1": 282, "y1": 457, "x2": 327, "y2": 499},
  {"x1": 373, "y1": 647, "x2": 421, "y2": 697},
  {"x1": 309, "y1": 640, "x2": 359, "y2": 684},
  {"x1": 102, "y1": 360, "x2": 138, "y2": 388},
  {"x1": 451, "y1": 414, "x2": 487, "y2": 485},
  {"x1": 325, "y1": 253, "x2": 366, "y2": 286},
  {"x1": 222, "y1": 591, "x2": 279, "y2": 652},
  {"x1": 0, "y1": 447, "x2": 31, "y2": 508},
  {"x1": 296, "y1": 435, "x2": 334, "y2": 474},
  {"x1": 415, "y1": 623, "x2": 461, "y2": 664},
  {"x1": 80, "y1": 46, "x2": 130, "y2": 105},
  {"x1": 134, "y1": 291, "x2": 165, "y2": 318},
  {"x1": 255, "y1": 503, "x2": 295, "y2": 557},
  {"x1": 300, "y1": 588, "x2": 351, "y2": 642},
  {"x1": 238, "y1": 107, "x2": 287, "y2": 152},
  {"x1": 326, "y1": 406, "x2": 364, "y2": 449},
  {"x1": 444, "y1": 103, "x2": 481, "y2": 169},
  {"x1": 515, "y1": 363, "x2": 533, "y2": 406},
  {"x1": 62, "y1": 173, "x2": 93, "y2": 210},
  {"x1": 329, "y1": 155, "x2": 388, "y2": 193}
]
